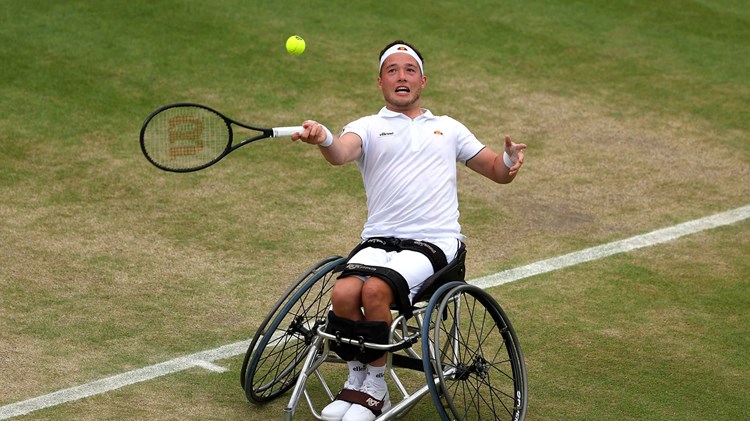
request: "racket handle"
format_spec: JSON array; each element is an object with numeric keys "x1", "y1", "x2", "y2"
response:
[{"x1": 273, "y1": 126, "x2": 304, "y2": 138}]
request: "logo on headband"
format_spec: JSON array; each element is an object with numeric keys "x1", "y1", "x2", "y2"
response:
[{"x1": 379, "y1": 44, "x2": 424, "y2": 74}]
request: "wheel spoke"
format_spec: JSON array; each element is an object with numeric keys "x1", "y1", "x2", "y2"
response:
[
  {"x1": 426, "y1": 284, "x2": 527, "y2": 420},
  {"x1": 243, "y1": 257, "x2": 342, "y2": 403}
]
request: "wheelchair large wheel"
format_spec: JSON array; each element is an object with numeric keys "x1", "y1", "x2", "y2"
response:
[
  {"x1": 422, "y1": 282, "x2": 528, "y2": 421},
  {"x1": 241, "y1": 256, "x2": 345, "y2": 403}
]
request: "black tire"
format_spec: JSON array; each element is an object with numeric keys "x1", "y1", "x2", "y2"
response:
[
  {"x1": 241, "y1": 256, "x2": 344, "y2": 403},
  {"x1": 422, "y1": 282, "x2": 528, "y2": 420}
]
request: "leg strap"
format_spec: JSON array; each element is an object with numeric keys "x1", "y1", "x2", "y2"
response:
[
  {"x1": 353, "y1": 319, "x2": 389, "y2": 364},
  {"x1": 326, "y1": 312, "x2": 390, "y2": 363},
  {"x1": 325, "y1": 311, "x2": 358, "y2": 361},
  {"x1": 335, "y1": 388, "x2": 387, "y2": 415}
]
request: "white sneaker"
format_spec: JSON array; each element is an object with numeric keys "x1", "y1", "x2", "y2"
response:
[
  {"x1": 341, "y1": 378, "x2": 391, "y2": 421},
  {"x1": 321, "y1": 380, "x2": 361, "y2": 421}
]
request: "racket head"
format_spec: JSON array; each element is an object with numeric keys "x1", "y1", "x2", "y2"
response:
[{"x1": 140, "y1": 103, "x2": 232, "y2": 172}]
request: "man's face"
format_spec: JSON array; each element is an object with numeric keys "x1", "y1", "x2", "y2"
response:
[{"x1": 378, "y1": 53, "x2": 427, "y2": 113}]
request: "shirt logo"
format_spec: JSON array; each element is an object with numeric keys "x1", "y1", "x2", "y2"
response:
[
  {"x1": 433, "y1": 130, "x2": 443, "y2": 136},
  {"x1": 379, "y1": 132, "x2": 394, "y2": 137}
]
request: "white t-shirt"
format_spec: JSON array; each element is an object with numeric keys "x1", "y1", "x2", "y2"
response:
[{"x1": 342, "y1": 107, "x2": 485, "y2": 241}]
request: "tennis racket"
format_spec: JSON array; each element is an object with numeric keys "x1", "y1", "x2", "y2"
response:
[{"x1": 139, "y1": 103, "x2": 303, "y2": 172}]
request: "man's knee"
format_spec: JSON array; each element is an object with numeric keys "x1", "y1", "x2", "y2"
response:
[
  {"x1": 331, "y1": 277, "x2": 364, "y2": 312},
  {"x1": 339, "y1": 263, "x2": 412, "y2": 318},
  {"x1": 361, "y1": 277, "x2": 394, "y2": 309}
]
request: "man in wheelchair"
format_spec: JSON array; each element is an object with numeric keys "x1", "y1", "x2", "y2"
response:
[{"x1": 295, "y1": 40, "x2": 526, "y2": 421}]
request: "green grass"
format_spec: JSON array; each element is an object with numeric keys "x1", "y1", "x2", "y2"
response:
[
  {"x1": 509, "y1": 222, "x2": 750, "y2": 419},
  {"x1": 1, "y1": 0, "x2": 748, "y2": 420}
]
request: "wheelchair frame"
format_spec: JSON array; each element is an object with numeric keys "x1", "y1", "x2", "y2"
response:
[{"x1": 241, "y1": 253, "x2": 528, "y2": 420}]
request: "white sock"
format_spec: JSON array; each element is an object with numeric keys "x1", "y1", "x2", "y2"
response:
[
  {"x1": 365, "y1": 364, "x2": 387, "y2": 391},
  {"x1": 347, "y1": 361, "x2": 366, "y2": 386}
]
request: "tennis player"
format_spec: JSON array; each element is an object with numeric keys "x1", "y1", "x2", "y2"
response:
[{"x1": 295, "y1": 40, "x2": 526, "y2": 421}]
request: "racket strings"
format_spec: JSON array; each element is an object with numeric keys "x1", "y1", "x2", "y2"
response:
[{"x1": 142, "y1": 106, "x2": 230, "y2": 170}]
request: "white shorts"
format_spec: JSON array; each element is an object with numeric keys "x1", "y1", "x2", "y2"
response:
[{"x1": 346, "y1": 238, "x2": 461, "y2": 303}]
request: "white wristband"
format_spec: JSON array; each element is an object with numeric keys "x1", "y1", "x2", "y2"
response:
[
  {"x1": 503, "y1": 151, "x2": 514, "y2": 169},
  {"x1": 319, "y1": 126, "x2": 334, "y2": 148}
]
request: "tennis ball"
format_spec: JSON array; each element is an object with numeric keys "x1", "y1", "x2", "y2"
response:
[{"x1": 286, "y1": 35, "x2": 306, "y2": 56}]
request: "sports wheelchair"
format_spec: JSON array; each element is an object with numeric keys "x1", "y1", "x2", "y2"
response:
[{"x1": 240, "y1": 245, "x2": 528, "y2": 420}]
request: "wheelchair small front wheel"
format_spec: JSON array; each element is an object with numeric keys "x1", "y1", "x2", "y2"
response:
[{"x1": 422, "y1": 282, "x2": 528, "y2": 421}]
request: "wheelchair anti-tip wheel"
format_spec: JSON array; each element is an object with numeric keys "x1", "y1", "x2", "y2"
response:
[
  {"x1": 241, "y1": 256, "x2": 345, "y2": 403},
  {"x1": 422, "y1": 281, "x2": 528, "y2": 421}
]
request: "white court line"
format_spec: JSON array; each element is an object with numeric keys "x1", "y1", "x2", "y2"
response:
[
  {"x1": 472, "y1": 204, "x2": 750, "y2": 289},
  {"x1": 191, "y1": 360, "x2": 230, "y2": 373},
  {"x1": 0, "y1": 341, "x2": 250, "y2": 420},
  {"x1": 1, "y1": 205, "x2": 748, "y2": 420}
]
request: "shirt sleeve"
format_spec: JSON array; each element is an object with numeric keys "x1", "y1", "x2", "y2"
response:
[
  {"x1": 452, "y1": 118, "x2": 485, "y2": 164},
  {"x1": 341, "y1": 116, "x2": 371, "y2": 165},
  {"x1": 342, "y1": 116, "x2": 370, "y2": 147}
]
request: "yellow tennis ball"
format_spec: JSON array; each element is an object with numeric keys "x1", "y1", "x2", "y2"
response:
[{"x1": 286, "y1": 35, "x2": 305, "y2": 56}]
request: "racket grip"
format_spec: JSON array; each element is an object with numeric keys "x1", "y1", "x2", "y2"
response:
[{"x1": 273, "y1": 126, "x2": 304, "y2": 138}]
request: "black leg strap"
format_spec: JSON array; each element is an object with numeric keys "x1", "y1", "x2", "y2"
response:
[
  {"x1": 325, "y1": 311, "x2": 358, "y2": 361},
  {"x1": 325, "y1": 311, "x2": 390, "y2": 363},
  {"x1": 353, "y1": 319, "x2": 389, "y2": 364}
]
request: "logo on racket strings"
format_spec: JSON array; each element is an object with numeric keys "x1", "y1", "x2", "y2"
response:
[{"x1": 168, "y1": 115, "x2": 204, "y2": 159}]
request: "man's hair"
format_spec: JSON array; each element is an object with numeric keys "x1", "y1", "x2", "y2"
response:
[{"x1": 379, "y1": 40, "x2": 424, "y2": 64}]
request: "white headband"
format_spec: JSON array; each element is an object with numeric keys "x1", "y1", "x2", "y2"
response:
[{"x1": 379, "y1": 44, "x2": 424, "y2": 75}]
